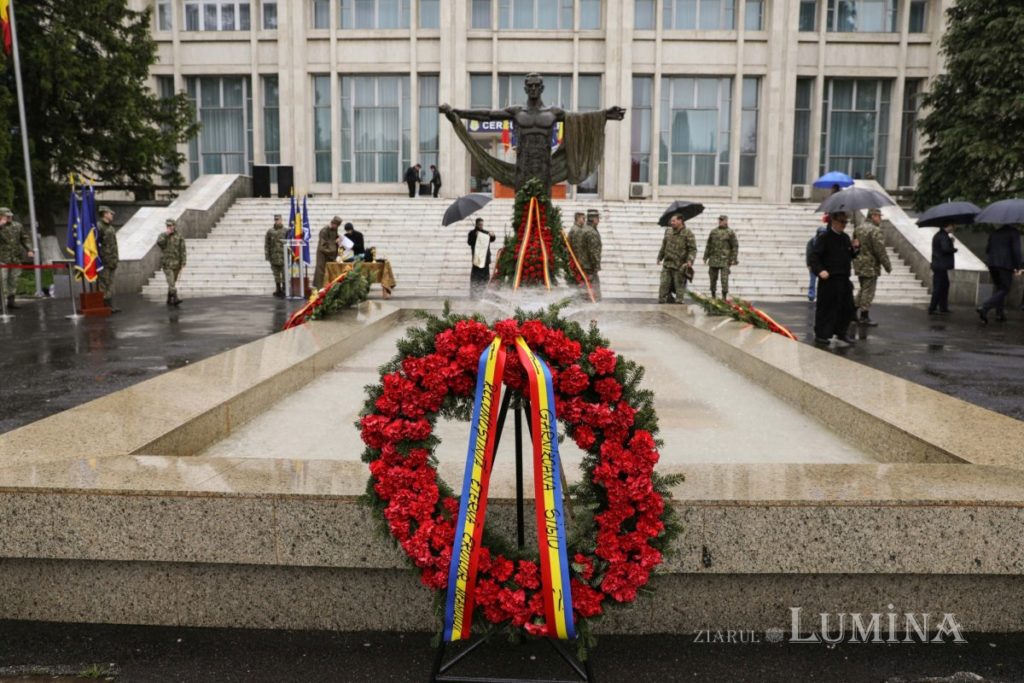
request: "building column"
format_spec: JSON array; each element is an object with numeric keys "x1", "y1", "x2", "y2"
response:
[
  {"x1": 885, "y1": 0, "x2": 912, "y2": 190},
  {"x1": 438, "y1": 0, "x2": 468, "y2": 198},
  {"x1": 649, "y1": 0, "x2": 665, "y2": 202},
  {"x1": 807, "y1": 4, "x2": 829, "y2": 184},
  {"x1": 604, "y1": 0, "x2": 632, "y2": 201},
  {"x1": 763, "y1": 0, "x2": 798, "y2": 203},
  {"x1": 729, "y1": 2, "x2": 746, "y2": 201}
]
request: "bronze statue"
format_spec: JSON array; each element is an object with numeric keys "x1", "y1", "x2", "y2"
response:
[{"x1": 440, "y1": 73, "x2": 626, "y2": 192}]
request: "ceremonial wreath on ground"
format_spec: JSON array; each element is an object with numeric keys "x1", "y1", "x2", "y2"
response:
[{"x1": 358, "y1": 303, "x2": 681, "y2": 648}]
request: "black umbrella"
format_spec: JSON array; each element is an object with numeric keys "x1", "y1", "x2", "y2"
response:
[
  {"x1": 816, "y1": 186, "x2": 895, "y2": 214},
  {"x1": 442, "y1": 193, "x2": 492, "y2": 226},
  {"x1": 658, "y1": 201, "x2": 705, "y2": 226},
  {"x1": 916, "y1": 201, "x2": 981, "y2": 228},
  {"x1": 975, "y1": 199, "x2": 1024, "y2": 225}
]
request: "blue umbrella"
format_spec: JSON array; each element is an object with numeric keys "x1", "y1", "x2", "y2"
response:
[
  {"x1": 916, "y1": 201, "x2": 981, "y2": 228},
  {"x1": 975, "y1": 199, "x2": 1024, "y2": 226},
  {"x1": 813, "y1": 171, "x2": 854, "y2": 190}
]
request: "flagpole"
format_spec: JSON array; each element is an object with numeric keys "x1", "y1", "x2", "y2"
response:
[{"x1": 8, "y1": 0, "x2": 43, "y2": 296}]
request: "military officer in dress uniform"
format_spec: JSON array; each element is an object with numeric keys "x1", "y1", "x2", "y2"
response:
[
  {"x1": 265, "y1": 213, "x2": 286, "y2": 298},
  {"x1": 157, "y1": 218, "x2": 187, "y2": 306},
  {"x1": 96, "y1": 206, "x2": 120, "y2": 313},
  {"x1": 657, "y1": 213, "x2": 697, "y2": 304},
  {"x1": 703, "y1": 214, "x2": 739, "y2": 299}
]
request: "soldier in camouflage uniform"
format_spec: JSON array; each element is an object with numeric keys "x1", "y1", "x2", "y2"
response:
[
  {"x1": 265, "y1": 213, "x2": 286, "y2": 298},
  {"x1": 577, "y1": 208, "x2": 603, "y2": 300},
  {"x1": 314, "y1": 216, "x2": 342, "y2": 288},
  {"x1": 657, "y1": 213, "x2": 697, "y2": 304},
  {"x1": 157, "y1": 218, "x2": 187, "y2": 306},
  {"x1": 703, "y1": 214, "x2": 739, "y2": 299},
  {"x1": 0, "y1": 207, "x2": 34, "y2": 310},
  {"x1": 852, "y1": 208, "x2": 891, "y2": 326},
  {"x1": 96, "y1": 206, "x2": 120, "y2": 313}
]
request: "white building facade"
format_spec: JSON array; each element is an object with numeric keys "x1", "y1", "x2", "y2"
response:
[{"x1": 143, "y1": 0, "x2": 950, "y2": 202}]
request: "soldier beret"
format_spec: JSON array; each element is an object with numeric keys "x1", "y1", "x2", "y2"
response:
[
  {"x1": 331, "y1": 216, "x2": 342, "y2": 225},
  {"x1": 98, "y1": 205, "x2": 114, "y2": 214},
  {"x1": 0, "y1": 207, "x2": 12, "y2": 217},
  {"x1": 165, "y1": 218, "x2": 176, "y2": 226}
]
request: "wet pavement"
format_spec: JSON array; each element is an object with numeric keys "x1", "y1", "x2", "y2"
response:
[
  {"x1": 0, "y1": 295, "x2": 303, "y2": 434},
  {"x1": 2, "y1": 621, "x2": 1024, "y2": 683},
  {"x1": 756, "y1": 301, "x2": 1024, "y2": 422}
]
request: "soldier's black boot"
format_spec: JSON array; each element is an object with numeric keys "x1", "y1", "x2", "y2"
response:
[
  {"x1": 6, "y1": 294, "x2": 18, "y2": 309},
  {"x1": 862, "y1": 310, "x2": 878, "y2": 327},
  {"x1": 710, "y1": 289, "x2": 717, "y2": 299},
  {"x1": 274, "y1": 283, "x2": 285, "y2": 298},
  {"x1": 171, "y1": 293, "x2": 183, "y2": 307},
  {"x1": 166, "y1": 292, "x2": 173, "y2": 306}
]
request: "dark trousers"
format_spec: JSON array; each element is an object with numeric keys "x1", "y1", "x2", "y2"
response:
[
  {"x1": 814, "y1": 276, "x2": 856, "y2": 340},
  {"x1": 407, "y1": 180, "x2": 417, "y2": 198},
  {"x1": 470, "y1": 266, "x2": 489, "y2": 299},
  {"x1": 981, "y1": 267, "x2": 1014, "y2": 315},
  {"x1": 431, "y1": 183, "x2": 441, "y2": 198},
  {"x1": 929, "y1": 268, "x2": 950, "y2": 312}
]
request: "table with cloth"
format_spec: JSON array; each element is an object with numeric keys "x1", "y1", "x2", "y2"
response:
[{"x1": 324, "y1": 260, "x2": 396, "y2": 298}]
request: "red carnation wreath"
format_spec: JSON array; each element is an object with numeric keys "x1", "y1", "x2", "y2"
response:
[{"x1": 358, "y1": 305, "x2": 680, "y2": 643}]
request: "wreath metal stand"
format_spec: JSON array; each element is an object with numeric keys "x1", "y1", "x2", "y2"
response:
[{"x1": 429, "y1": 390, "x2": 595, "y2": 683}]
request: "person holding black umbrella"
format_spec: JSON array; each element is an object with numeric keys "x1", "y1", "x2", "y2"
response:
[
  {"x1": 808, "y1": 211, "x2": 860, "y2": 345},
  {"x1": 928, "y1": 224, "x2": 957, "y2": 315},
  {"x1": 468, "y1": 217, "x2": 495, "y2": 300},
  {"x1": 976, "y1": 224, "x2": 1023, "y2": 324},
  {"x1": 657, "y1": 213, "x2": 697, "y2": 304}
]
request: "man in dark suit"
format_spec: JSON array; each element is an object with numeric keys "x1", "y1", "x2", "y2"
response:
[
  {"x1": 343, "y1": 222, "x2": 365, "y2": 262},
  {"x1": 928, "y1": 224, "x2": 958, "y2": 315},
  {"x1": 977, "y1": 224, "x2": 1023, "y2": 323},
  {"x1": 429, "y1": 164, "x2": 442, "y2": 198},
  {"x1": 808, "y1": 211, "x2": 860, "y2": 346},
  {"x1": 404, "y1": 164, "x2": 421, "y2": 197}
]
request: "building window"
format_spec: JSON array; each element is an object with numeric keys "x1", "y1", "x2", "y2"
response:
[
  {"x1": 663, "y1": 0, "x2": 735, "y2": 30},
  {"x1": 183, "y1": 2, "x2": 251, "y2": 30},
  {"x1": 470, "y1": 74, "x2": 493, "y2": 108},
  {"x1": 635, "y1": 0, "x2": 655, "y2": 29},
  {"x1": 744, "y1": 0, "x2": 764, "y2": 30},
  {"x1": 420, "y1": 0, "x2": 440, "y2": 27},
  {"x1": 263, "y1": 75, "x2": 281, "y2": 178},
  {"x1": 185, "y1": 76, "x2": 252, "y2": 180},
  {"x1": 826, "y1": 0, "x2": 898, "y2": 33},
  {"x1": 580, "y1": 0, "x2": 601, "y2": 28},
  {"x1": 499, "y1": 0, "x2": 574, "y2": 30},
  {"x1": 792, "y1": 77, "x2": 813, "y2": 185},
  {"x1": 577, "y1": 75, "x2": 602, "y2": 193},
  {"x1": 263, "y1": 1, "x2": 278, "y2": 28},
  {"x1": 499, "y1": 74, "x2": 572, "y2": 108},
  {"x1": 471, "y1": 0, "x2": 492, "y2": 28},
  {"x1": 313, "y1": 0, "x2": 330, "y2": 28},
  {"x1": 340, "y1": 75, "x2": 411, "y2": 183},
  {"x1": 898, "y1": 79, "x2": 921, "y2": 187},
  {"x1": 340, "y1": 0, "x2": 411, "y2": 28},
  {"x1": 908, "y1": 0, "x2": 927, "y2": 32},
  {"x1": 314, "y1": 75, "x2": 332, "y2": 182},
  {"x1": 739, "y1": 77, "x2": 759, "y2": 186},
  {"x1": 820, "y1": 78, "x2": 891, "y2": 185},
  {"x1": 799, "y1": 0, "x2": 817, "y2": 30},
  {"x1": 157, "y1": 1, "x2": 173, "y2": 30},
  {"x1": 631, "y1": 76, "x2": 653, "y2": 183},
  {"x1": 419, "y1": 75, "x2": 440, "y2": 173},
  {"x1": 659, "y1": 77, "x2": 732, "y2": 186}
]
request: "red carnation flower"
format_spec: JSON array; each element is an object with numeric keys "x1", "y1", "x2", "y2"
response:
[
  {"x1": 594, "y1": 377, "x2": 623, "y2": 403},
  {"x1": 588, "y1": 347, "x2": 617, "y2": 375},
  {"x1": 558, "y1": 365, "x2": 589, "y2": 395}
]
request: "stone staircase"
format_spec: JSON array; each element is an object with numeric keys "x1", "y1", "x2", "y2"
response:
[{"x1": 141, "y1": 197, "x2": 931, "y2": 304}]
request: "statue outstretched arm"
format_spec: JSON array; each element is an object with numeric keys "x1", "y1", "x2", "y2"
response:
[{"x1": 439, "y1": 103, "x2": 514, "y2": 121}]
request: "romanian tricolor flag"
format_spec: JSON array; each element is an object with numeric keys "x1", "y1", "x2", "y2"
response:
[
  {"x1": 501, "y1": 120, "x2": 511, "y2": 152},
  {"x1": 288, "y1": 191, "x2": 312, "y2": 265},
  {"x1": 78, "y1": 183, "x2": 102, "y2": 282},
  {"x1": 0, "y1": 0, "x2": 11, "y2": 56}
]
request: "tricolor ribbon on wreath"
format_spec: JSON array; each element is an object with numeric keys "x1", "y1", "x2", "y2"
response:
[
  {"x1": 512, "y1": 197, "x2": 552, "y2": 291},
  {"x1": 443, "y1": 336, "x2": 576, "y2": 642}
]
